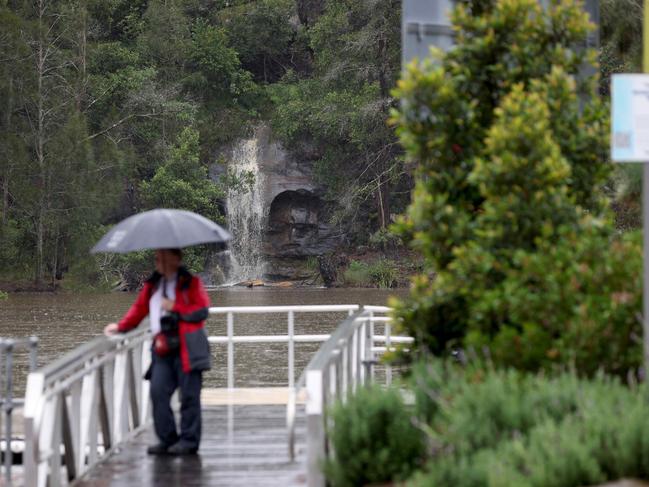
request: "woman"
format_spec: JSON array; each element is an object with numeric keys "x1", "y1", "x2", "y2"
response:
[{"x1": 104, "y1": 248, "x2": 211, "y2": 455}]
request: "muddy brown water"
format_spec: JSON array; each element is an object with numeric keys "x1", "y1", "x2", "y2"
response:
[{"x1": 0, "y1": 287, "x2": 407, "y2": 393}]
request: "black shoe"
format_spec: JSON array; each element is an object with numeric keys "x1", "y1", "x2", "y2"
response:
[
  {"x1": 167, "y1": 442, "x2": 198, "y2": 456},
  {"x1": 147, "y1": 443, "x2": 171, "y2": 455}
]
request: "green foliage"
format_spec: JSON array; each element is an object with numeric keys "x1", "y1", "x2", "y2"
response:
[
  {"x1": 408, "y1": 361, "x2": 649, "y2": 487},
  {"x1": 600, "y1": 0, "x2": 642, "y2": 92},
  {"x1": 369, "y1": 228, "x2": 402, "y2": 251},
  {"x1": 390, "y1": 0, "x2": 638, "y2": 375},
  {"x1": 218, "y1": 0, "x2": 296, "y2": 84},
  {"x1": 140, "y1": 127, "x2": 223, "y2": 222},
  {"x1": 343, "y1": 260, "x2": 371, "y2": 287},
  {"x1": 269, "y1": 0, "x2": 407, "y2": 237},
  {"x1": 0, "y1": 291, "x2": 7, "y2": 300},
  {"x1": 323, "y1": 385, "x2": 425, "y2": 487},
  {"x1": 343, "y1": 259, "x2": 397, "y2": 288},
  {"x1": 188, "y1": 19, "x2": 256, "y2": 102},
  {"x1": 612, "y1": 164, "x2": 642, "y2": 230},
  {"x1": 465, "y1": 225, "x2": 642, "y2": 375},
  {"x1": 368, "y1": 259, "x2": 398, "y2": 289}
]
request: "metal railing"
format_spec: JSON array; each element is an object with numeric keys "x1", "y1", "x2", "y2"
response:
[
  {"x1": 1, "y1": 337, "x2": 38, "y2": 485},
  {"x1": 290, "y1": 306, "x2": 413, "y2": 487},
  {"x1": 20, "y1": 304, "x2": 410, "y2": 486},
  {"x1": 23, "y1": 327, "x2": 151, "y2": 487},
  {"x1": 207, "y1": 305, "x2": 359, "y2": 389}
]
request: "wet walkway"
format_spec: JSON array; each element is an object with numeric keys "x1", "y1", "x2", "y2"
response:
[{"x1": 74, "y1": 403, "x2": 307, "y2": 487}]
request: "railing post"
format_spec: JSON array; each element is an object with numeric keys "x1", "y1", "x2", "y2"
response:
[
  {"x1": 385, "y1": 321, "x2": 392, "y2": 385},
  {"x1": 23, "y1": 372, "x2": 44, "y2": 487},
  {"x1": 29, "y1": 337, "x2": 38, "y2": 370},
  {"x1": 227, "y1": 312, "x2": 234, "y2": 389},
  {"x1": 140, "y1": 340, "x2": 152, "y2": 427},
  {"x1": 3, "y1": 340, "x2": 13, "y2": 486},
  {"x1": 369, "y1": 310, "x2": 375, "y2": 381},
  {"x1": 341, "y1": 339, "x2": 348, "y2": 398},
  {"x1": 113, "y1": 349, "x2": 128, "y2": 444},
  {"x1": 50, "y1": 395, "x2": 63, "y2": 487},
  {"x1": 306, "y1": 369, "x2": 325, "y2": 487},
  {"x1": 288, "y1": 310, "x2": 295, "y2": 389}
]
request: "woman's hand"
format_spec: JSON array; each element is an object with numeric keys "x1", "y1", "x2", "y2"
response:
[
  {"x1": 104, "y1": 323, "x2": 119, "y2": 337},
  {"x1": 161, "y1": 298, "x2": 175, "y2": 312}
]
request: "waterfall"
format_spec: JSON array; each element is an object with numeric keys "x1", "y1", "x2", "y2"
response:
[{"x1": 225, "y1": 138, "x2": 267, "y2": 283}]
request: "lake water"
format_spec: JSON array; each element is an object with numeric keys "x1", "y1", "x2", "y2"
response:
[{"x1": 0, "y1": 287, "x2": 407, "y2": 391}]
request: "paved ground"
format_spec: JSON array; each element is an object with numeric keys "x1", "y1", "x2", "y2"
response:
[{"x1": 75, "y1": 404, "x2": 307, "y2": 487}]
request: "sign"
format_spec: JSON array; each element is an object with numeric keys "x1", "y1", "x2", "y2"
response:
[
  {"x1": 612, "y1": 74, "x2": 649, "y2": 162},
  {"x1": 402, "y1": 0, "x2": 454, "y2": 68}
]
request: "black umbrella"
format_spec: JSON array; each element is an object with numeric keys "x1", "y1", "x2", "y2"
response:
[{"x1": 91, "y1": 208, "x2": 231, "y2": 253}]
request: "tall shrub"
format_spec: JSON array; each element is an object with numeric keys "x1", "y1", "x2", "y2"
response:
[{"x1": 391, "y1": 0, "x2": 641, "y2": 375}]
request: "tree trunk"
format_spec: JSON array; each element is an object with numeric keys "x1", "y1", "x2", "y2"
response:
[
  {"x1": 77, "y1": 0, "x2": 87, "y2": 110},
  {"x1": 1, "y1": 177, "x2": 7, "y2": 226},
  {"x1": 35, "y1": 204, "x2": 44, "y2": 284},
  {"x1": 1, "y1": 77, "x2": 12, "y2": 226},
  {"x1": 376, "y1": 176, "x2": 391, "y2": 229},
  {"x1": 34, "y1": 0, "x2": 46, "y2": 284}
]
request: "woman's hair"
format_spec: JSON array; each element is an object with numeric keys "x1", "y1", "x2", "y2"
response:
[{"x1": 167, "y1": 248, "x2": 182, "y2": 259}]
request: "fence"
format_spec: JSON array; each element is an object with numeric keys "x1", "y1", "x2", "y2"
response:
[
  {"x1": 0, "y1": 337, "x2": 38, "y2": 485},
  {"x1": 206, "y1": 304, "x2": 359, "y2": 389},
  {"x1": 22, "y1": 328, "x2": 151, "y2": 487},
  {"x1": 21, "y1": 304, "x2": 410, "y2": 486}
]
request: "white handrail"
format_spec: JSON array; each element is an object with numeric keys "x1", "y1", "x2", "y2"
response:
[
  {"x1": 23, "y1": 328, "x2": 151, "y2": 487},
  {"x1": 21, "y1": 304, "x2": 409, "y2": 487},
  {"x1": 207, "y1": 305, "x2": 359, "y2": 389}
]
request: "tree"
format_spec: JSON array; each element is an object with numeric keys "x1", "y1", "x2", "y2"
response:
[
  {"x1": 391, "y1": 0, "x2": 639, "y2": 375},
  {"x1": 140, "y1": 126, "x2": 223, "y2": 222},
  {"x1": 270, "y1": 0, "x2": 405, "y2": 236},
  {"x1": 600, "y1": 0, "x2": 642, "y2": 93},
  {"x1": 218, "y1": 0, "x2": 296, "y2": 84}
]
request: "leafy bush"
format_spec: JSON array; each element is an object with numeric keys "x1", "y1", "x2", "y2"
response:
[
  {"x1": 0, "y1": 290, "x2": 7, "y2": 300},
  {"x1": 390, "y1": 0, "x2": 641, "y2": 376},
  {"x1": 324, "y1": 385, "x2": 425, "y2": 487},
  {"x1": 344, "y1": 259, "x2": 398, "y2": 288},
  {"x1": 369, "y1": 228, "x2": 402, "y2": 251},
  {"x1": 408, "y1": 360, "x2": 649, "y2": 487},
  {"x1": 343, "y1": 260, "x2": 371, "y2": 287},
  {"x1": 368, "y1": 258, "x2": 398, "y2": 288}
]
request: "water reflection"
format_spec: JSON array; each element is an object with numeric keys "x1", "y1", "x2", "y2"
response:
[{"x1": 0, "y1": 287, "x2": 406, "y2": 392}]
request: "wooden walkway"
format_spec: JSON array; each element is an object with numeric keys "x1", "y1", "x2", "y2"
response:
[{"x1": 72, "y1": 389, "x2": 307, "y2": 487}]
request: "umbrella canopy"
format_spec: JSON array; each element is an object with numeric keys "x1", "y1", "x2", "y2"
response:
[{"x1": 91, "y1": 209, "x2": 231, "y2": 253}]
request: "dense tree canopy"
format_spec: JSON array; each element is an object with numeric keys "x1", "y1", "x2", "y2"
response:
[
  {"x1": 0, "y1": 0, "x2": 410, "y2": 287},
  {"x1": 0, "y1": 0, "x2": 641, "y2": 288}
]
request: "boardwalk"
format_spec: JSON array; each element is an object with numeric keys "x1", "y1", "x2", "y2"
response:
[
  {"x1": 76, "y1": 401, "x2": 306, "y2": 487},
  {"x1": 9, "y1": 305, "x2": 400, "y2": 487}
]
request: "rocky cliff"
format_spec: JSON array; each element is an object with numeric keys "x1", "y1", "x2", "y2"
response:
[{"x1": 212, "y1": 125, "x2": 341, "y2": 282}]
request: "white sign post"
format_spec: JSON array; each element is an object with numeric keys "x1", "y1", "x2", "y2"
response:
[{"x1": 612, "y1": 73, "x2": 649, "y2": 374}]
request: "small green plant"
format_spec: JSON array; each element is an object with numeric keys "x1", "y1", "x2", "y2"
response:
[
  {"x1": 369, "y1": 228, "x2": 402, "y2": 251},
  {"x1": 368, "y1": 258, "x2": 397, "y2": 288},
  {"x1": 0, "y1": 290, "x2": 8, "y2": 300},
  {"x1": 305, "y1": 256, "x2": 319, "y2": 272},
  {"x1": 343, "y1": 260, "x2": 371, "y2": 287},
  {"x1": 324, "y1": 385, "x2": 425, "y2": 487}
]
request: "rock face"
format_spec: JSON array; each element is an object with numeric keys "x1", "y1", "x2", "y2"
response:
[
  {"x1": 214, "y1": 125, "x2": 340, "y2": 281},
  {"x1": 265, "y1": 189, "x2": 339, "y2": 258}
]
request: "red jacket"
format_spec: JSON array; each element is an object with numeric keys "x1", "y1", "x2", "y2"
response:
[{"x1": 118, "y1": 267, "x2": 211, "y2": 373}]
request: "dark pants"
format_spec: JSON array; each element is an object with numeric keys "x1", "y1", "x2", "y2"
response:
[{"x1": 150, "y1": 354, "x2": 202, "y2": 449}]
